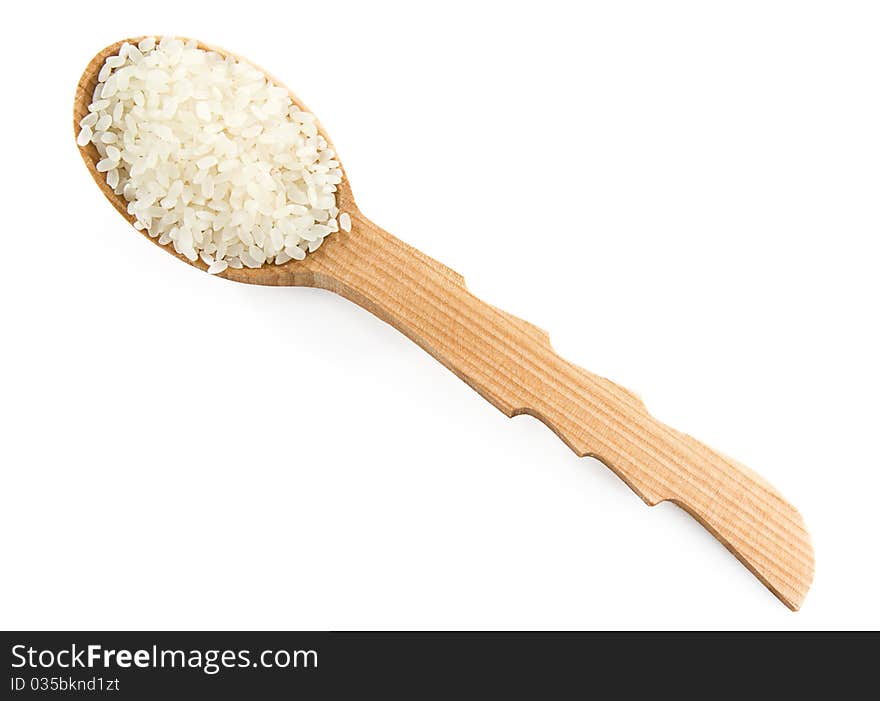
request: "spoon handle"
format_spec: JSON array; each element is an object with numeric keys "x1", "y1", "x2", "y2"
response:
[{"x1": 311, "y1": 211, "x2": 814, "y2": 610}]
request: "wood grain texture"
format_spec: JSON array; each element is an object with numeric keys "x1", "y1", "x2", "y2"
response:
[{"x1": 75, "y1": 39, "x2": 814, "y2": 610}]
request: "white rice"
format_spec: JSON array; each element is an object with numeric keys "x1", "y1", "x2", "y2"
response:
[{"x1": 78, "y1": 36, "x2": 348, "y2": 273}]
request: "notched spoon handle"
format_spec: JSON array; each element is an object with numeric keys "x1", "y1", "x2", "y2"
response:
[{"x1": 290, "y1": 210, "x2": 814, "y2": 610}]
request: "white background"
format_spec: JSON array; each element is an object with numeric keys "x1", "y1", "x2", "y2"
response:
[{"x1": 1, "y1": 1, "x2": 877, "y2": 630}]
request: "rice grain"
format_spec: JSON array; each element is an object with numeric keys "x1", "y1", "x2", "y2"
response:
[{"x1": 80, "y1": 36, "x2": 347, "y2": 270}]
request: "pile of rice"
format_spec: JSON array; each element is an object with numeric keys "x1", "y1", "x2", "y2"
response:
[{"x1": 77, "y1": 36, "x2": 352, "y2": 275}]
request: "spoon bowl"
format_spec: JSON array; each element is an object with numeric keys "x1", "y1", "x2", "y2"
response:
[
  {"x1": 75, "y1": 37, "x2": 814, "y2": 610},
  {"x1": 74, "y1": 37, "x2": 360, "y2": 287}
]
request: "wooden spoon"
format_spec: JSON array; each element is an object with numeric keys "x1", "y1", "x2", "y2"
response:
[{"x1": 74, "y1": 38, "x2": 814, "y2": 610}]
